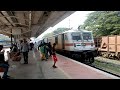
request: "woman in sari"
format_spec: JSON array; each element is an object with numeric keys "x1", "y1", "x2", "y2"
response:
[{"x1": 39, "y1": 43, "x2": 46, "y2": 60}]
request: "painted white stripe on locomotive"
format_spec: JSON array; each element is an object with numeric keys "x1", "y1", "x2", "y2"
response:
[{"x1": 57, "y1": 54, "x2": 120, "y2": 79}]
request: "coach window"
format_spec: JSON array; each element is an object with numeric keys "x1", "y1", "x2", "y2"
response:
[
  {"x1": 65, "y1": 34, "x2": 68, "y2": 40},
  {"x1": 55, "y1": 36, "x2": 58, "y2": 44}
]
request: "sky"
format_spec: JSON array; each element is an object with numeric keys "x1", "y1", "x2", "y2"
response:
[{"x1": 34, "y1": 11, "x2": 94, "y2": 41}]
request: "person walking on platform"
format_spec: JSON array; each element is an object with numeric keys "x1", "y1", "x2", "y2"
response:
[
  {"x1": 21, "y1": 39, "x2": 29, "y2": 64},
  {"x1": 52, "y1": 43, "x2": 57, "y2": 68},
  {"x1": 52, "y1": 52, "x2": 58, "y2": 68}
]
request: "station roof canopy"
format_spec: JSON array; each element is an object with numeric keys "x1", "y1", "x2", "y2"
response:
[{"x1": 0, "y1": 11, "x2": 75, "y2": 38}]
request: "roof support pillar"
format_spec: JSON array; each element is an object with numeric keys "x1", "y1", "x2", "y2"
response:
[{"x1": 10, "y1": 29, "x2": 13, "y2": 46}]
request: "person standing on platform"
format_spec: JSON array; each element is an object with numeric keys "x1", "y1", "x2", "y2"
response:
[
  {"x1": 44, "y1": 43, "x2": 49, "y2": 60},
  {"x1": 19, "y1": 40, "x2": 23, "y2": 53},
  {"x1": 52, "y1": 43, "x2": 57, "y2": 68},
  {"x1": 39, "y1": 43, "x2": 46, "y2": 60},
  {"x1": 34, "y1": 42, "x2": 38, "y2": 52},
  {"x1": 52, "y1": 52, "x2": 58, "y2": 68},
  {"x1": 47, "y1": 42, "x2": 52, "y2": 57},
  {"x1": 21, "y1": 39, "x2": 29, "y2": 64},
  {"x1": 52, "y1": 43, "x2": 56, "y2": 53},
  {"x1": 30, "y1": 42, "x2": 34, "y2": 50}
]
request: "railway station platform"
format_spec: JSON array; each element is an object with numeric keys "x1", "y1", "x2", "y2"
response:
[{"x1": 3, "y1": 48, "x2": 120, "y2": 79}]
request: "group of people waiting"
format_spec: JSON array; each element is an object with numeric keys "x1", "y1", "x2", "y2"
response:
[
  {"x1": 10, "y1": 44, "x2": 21, "y2": 62},
  {"x1": 0, "y1": 40, "x2": 58, "y2": 79},
  {"x1": 10, "y1": 39, "x2": 29, "y2": 64},
  {"x1": 38, "y1": 42, "x2": 52, "y2": 60},
  {"x1": 38, "y1": 42, "x2": 57, "y2": 68},
  {"x1": 0, "y1": 39, "x2": 30, "y2": 79}
]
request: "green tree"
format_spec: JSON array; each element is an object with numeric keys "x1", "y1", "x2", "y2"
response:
[{"x1": 79, "y1": 11, "x2": 120, "y2": 37}]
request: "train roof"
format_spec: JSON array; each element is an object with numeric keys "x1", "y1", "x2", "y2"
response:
[
  {"x1": 63, "y1": 29, "x2": 92, "y2": 33},
  {"x1": 42, "y1": 29, "x2": 92, "y2": 39},
  {"x1": 51, "y1": 29, "x2": 92, "y2": 37}
]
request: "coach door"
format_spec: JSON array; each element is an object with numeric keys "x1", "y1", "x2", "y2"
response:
[{"x1": 62, "y1": 34, "x2": 65, "y2": 49}]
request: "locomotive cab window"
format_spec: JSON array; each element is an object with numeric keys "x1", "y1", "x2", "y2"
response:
[
  {"x1": 71, "y1": 32, "x2": 81, "y2": 41},
  {"x1": 82, "y1": 32, "x2": 92, "y2": 40}
]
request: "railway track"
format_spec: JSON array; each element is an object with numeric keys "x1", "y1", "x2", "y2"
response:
[
  {"x1": 57, "y1": 52, "x2": 120, "y2": 78},
  {"x1": 89, "y1": 62, "x2": 120, "y2": 78}
]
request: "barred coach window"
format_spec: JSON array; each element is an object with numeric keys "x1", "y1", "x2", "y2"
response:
[{"x1": 55, "y1": 36, "x2": 58, "y2": 44}]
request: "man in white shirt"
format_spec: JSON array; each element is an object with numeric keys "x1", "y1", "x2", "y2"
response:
[{"x1": 21, "y1": 39, "x2": 29, "y2": 64}]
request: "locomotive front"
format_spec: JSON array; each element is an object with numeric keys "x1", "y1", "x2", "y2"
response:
[
  {"x1": 69, "y1": 30, "x2": 95, "y2": 64},
  {"x1": 70, "y1": 30, "x2": 95, "y2": 52}
]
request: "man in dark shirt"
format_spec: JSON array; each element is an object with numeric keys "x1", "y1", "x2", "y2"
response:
[
  {"x1": 47, "y1": 42, "x2": 52, "y2": 56},
  {"x1": 0, "y1": 45, "x2": 10, "y2": 79},
  {"x1": 52, "y1": 43, "x2": 56, "y2": 53}
]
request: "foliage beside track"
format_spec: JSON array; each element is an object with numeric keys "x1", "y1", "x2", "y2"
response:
[{"x1": 79, "y1": 11, "x2": 120, "y2": 37}]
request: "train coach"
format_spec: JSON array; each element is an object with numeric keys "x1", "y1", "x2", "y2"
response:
[{"x1": 42, "y1": 29, "x2": 96, "y2": 64}]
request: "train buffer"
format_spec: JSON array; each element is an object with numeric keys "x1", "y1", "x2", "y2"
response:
[{"x1": 6, "y1": 49, "x2": 120, "y2": 79}]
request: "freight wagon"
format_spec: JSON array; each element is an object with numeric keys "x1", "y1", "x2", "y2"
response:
[{"x1": 95, "y1": 35, "x2": 120, "y2": 59}]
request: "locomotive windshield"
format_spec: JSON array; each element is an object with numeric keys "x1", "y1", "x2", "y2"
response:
[
  {"x1": 82, "y1": 32, "x2": 92, "y2": 40},
  {"x1": 71, "y1": 32, "x2": 81, "y2": 40}
]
